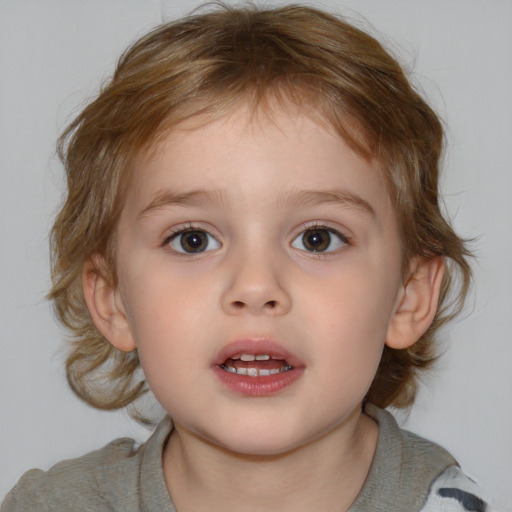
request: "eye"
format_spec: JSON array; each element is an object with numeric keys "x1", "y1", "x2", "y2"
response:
[
  {"x1": 291, "y1": 227, "x2": 347, "y2": 253},
  {"x1": 167, "y1": 229, "x2": 221, "y2": 254}
]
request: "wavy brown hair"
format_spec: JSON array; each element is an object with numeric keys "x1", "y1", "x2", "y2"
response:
[{"x1": 50, "y1": 3, "x2": 471, "y2": 414}]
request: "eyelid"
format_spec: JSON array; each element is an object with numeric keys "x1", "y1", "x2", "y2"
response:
[
  {"x1": 163, "y1": 222, "x2": 216, "y2": 241},
  {"x1": 292, "y1": 220, "x2": 351, "y2": 241}
]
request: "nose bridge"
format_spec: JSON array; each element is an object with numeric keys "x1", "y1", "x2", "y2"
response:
[{"x1": 221, "y1": 238, "x2": 291, "y2": 316}]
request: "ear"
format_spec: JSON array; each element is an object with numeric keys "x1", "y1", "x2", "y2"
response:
[
  {"x1": 386, "y1": 256, "x2": 445, "y2": 350},
  {"x1": 82, "y1": 255, "x2": 137, "y2": 352}
]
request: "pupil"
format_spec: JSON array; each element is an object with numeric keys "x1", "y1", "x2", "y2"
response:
[
  {"x1": 304, "y1": 229, "x2": 330, "y2": 252},
  {"x1": 181, "y1": 231, "x2": 207, "y2": 252}
]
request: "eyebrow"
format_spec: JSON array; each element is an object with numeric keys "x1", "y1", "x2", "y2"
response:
[
  {"x1": 281, "y1": 189, "x2": 375, "y2": 216},
  {"x1": 137, "y1": 187, "x2": 375, "y2": 219},
  {"x1": 137, "y1": 188, "x2": 228, "y2": 219}
]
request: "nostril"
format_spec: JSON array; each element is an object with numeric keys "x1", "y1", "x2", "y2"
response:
[
  {"x1": 232, "y1": 300, "x2": 245, "y2": 309},
  {"x1": 265, "y1": 300, "x2": 277, "y2": 308}
]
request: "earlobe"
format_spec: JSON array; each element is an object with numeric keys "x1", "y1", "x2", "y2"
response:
[
  {"x1": 82, "y1": 255, "x2": 137, "y2": 352},
  {"x1": 386, "y1": 256, "x2": 445, "y2": 350}
]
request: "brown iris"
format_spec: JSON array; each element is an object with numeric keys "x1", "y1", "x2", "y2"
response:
[
  {"x1": 302, "y1": 228, "x2": 331, "y2": 252},
  {"x1": 179, "y1": 230, "x2": 208, "y2": 253}
]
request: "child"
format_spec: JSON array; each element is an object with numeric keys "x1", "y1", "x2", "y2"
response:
[{"x1": 1, "y1": 4, "x2": 495, "y2": 511}]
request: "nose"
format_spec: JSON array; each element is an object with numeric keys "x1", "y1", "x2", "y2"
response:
[{"x1": 220, "y1": 248, "x2": 292, "y2": 316}]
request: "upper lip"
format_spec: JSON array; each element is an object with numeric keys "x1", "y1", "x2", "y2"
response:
[{"x1": 214, "y1": 338, "x2": 304, "y2": 368}]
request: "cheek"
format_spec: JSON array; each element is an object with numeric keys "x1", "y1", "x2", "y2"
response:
[
  {"x1": 119, "y1": 255, "x2": 203, "y2": 327},
  {"x1": 308, "y1": 261, "x2": 399, "y2": 328},
  {"x1": 120, "y1": 268, "x2": 218, "y2": 364},
  {"x1": 302, "y1": 262, "x2": 401, "y2": 369},
  {"x1": 125, "y1": 292, "x2": 199, "y2": 410}
]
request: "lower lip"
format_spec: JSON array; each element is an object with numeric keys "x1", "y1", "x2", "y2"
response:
[{"x1": 213, "y1": 366, "x2": 304, "y2": 397}]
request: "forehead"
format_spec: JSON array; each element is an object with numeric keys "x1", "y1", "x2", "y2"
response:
[{"x1": 126, "y1": 102, "x2": 395, "y2": 226}]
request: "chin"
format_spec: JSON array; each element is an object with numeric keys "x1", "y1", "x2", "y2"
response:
[
  {"x1": 194, "y1": 421, "x2": 306, "y2": 457},
  {"x1": 217, "y1": 436, "x2": 303, "y2": 458}
]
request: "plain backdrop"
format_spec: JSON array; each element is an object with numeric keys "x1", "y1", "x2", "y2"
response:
[{"x1": 1, "y1": 0, "x2": 511, "y2": 509}]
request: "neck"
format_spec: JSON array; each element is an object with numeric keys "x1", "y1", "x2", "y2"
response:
[{"x1": 162, "y1": 409, "x2": 378, "y2": 512}]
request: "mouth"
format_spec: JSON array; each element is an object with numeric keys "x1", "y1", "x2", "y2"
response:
[
  {"x1": 220, "y1": 353, "x2": 293, "y2": 377},
  {"x1": 213, "y1": 339, "x2": 304, "y2": 396}
]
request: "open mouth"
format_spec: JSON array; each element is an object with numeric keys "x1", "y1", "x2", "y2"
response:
[
  {"x1": 214, "y1": 339, "x2": 304, "y2": 395},
  {"x1": 220, "y1": 353, "x2": 293, "y2": 377}
]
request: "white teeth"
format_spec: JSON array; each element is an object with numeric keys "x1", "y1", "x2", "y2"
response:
[
  {"x1": 221, "y1": 366, "x2": 291, "y2": 377},
  {"x1": 238, "y1": 354, "x2": 270, "y2": 361},
  {"x1": 259, "y1": 369, "x2": 279, "y2": 376}
]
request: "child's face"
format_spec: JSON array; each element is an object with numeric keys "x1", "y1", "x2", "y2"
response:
[{"x1": 112, "y1": 103, "x2": 406, "y2": 455}]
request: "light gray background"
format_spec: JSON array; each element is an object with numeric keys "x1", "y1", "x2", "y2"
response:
[{"x1": 1, "y1": 1, "x2": 510, "y2": 509}]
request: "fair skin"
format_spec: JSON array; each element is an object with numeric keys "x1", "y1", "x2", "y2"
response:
[{"x1": 84, "y1": 102, "x2": 444, "y2": 512}]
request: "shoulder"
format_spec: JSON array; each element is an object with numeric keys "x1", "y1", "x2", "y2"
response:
[
  {"x1": 1, "y1": 437, "x2": 141, "y2": 512},
  {"x1": 2, "y1": 416, "x2": 174, "y2": 512},
  {"x1": 420, "y1": 466, "x2": 497, "y2": 512},
  {"x1": 363, "y1": 405, "x2": 497, "y2": 512},
  {"x1": 353, "y1": 405, "x2": 497, "y2": 512}
]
